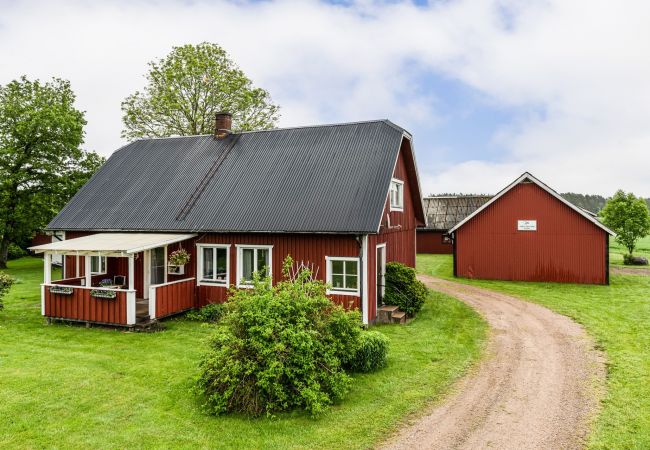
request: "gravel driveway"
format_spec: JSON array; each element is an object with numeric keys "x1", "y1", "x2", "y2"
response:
[{"x1": 382, "y1": 275, "x2": 605, "y2": 450}]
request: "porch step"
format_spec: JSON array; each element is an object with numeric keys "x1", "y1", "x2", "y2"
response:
[
  {"x1": 391, "y1": 311, "x2": 407, "y2": 324},
  {"x1": 377, "y1": 305, "x2": 404, "y2": 325}
]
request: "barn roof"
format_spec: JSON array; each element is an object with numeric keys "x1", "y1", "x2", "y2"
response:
[
  {"x1": 449, "y1": 172, "x2": 615, "y2": 235},
  {"x1": 423, "y1": 195, "x2": 492, "y2": 230},
  {"x1": 47, "y1": 120, "x2": 425, "y2": 234}
]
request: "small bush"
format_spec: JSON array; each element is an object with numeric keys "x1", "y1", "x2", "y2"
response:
[
  {"x1": 186, "y1": 303, "x2": 226, "y2": 322},
  {"x1": 0, "y1": 272, "x2": 15, "y2": 311},
  {"x1": 384, "y1": 262, "x2": 427, "y2": 316},
  {"x1": 623, "y1": 254, "x2": 649, "y2": 266},
  {"x1": 196, "y1": 257, "x2": 363, "y2": 417},
  {"x1": 346, "y1": 330, "x2": 389, "y2": 373},
  {"x1": 7, "y1": 243, "x2": 26, "y2": 261}
]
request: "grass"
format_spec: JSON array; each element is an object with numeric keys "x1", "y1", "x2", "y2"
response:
[
  {"x1": 609, "y1": 235, "x2": 650, "y2": 266},
  {"x1": 417, "y1": 253, "x2": 650, "y2": 449},
  {"x1": 0, "y1": 257, "x2": 486, "y2": 449}
]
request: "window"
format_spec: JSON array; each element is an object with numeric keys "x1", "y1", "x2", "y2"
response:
[
  {"x1": 442, "y1": 234, "x2": 452, "y2": 244},
  {"x1": 197, "y1": 244, "x2": 230, "y2": 286},
  {"x1": 326, "y1": 257, "x2": 360, "y2": 296},
  {"x1": 236, "y1": 245, "x2": 272, "y2": 287},
  {"x1": 90, "y1": 255, "x2": 107, "y2": 275},
  {"x1": 390, "y1": 178, "x2": 404, "y2": 211}
]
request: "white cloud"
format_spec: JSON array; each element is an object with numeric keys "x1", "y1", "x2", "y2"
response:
[{"x1": 0, "y1": 0, "x2": 648, "y2": 196}]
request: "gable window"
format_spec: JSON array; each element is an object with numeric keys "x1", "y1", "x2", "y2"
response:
[
  {"x1": 90, "y1": 256, "x2": 107, "y2": 275},
  {"x1": 236, "y1": 245, "x2": 273, "y2": 287},
  {"x1": 390, "y1": 178, "x2": 404, "y2": 211},
  {"x1": 197, "y1": 244, "x2": 230, "y2": 286},
  {"x1": 326, "y1": 256, "x2": 360, "y2": 296}
]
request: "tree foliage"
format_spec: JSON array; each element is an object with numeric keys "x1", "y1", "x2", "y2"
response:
[
  {"x1": 0, "y1": 76, "x2": 104, "y2": 268},
  {"x1": 121, "y1": 43, "x2": 280, "y2": 140},
  {"x1": 601, "y1": 190, "x2": 650, "y2": 256}
]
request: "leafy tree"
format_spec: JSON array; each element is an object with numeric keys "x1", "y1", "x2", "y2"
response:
[
  {"x1": 601, "y1": 190, "x2": 650, "y2": 256},
  {"x1": 0, "y1": 76, "x2": 104, "y2": 268},
  {"x1": 121, "y1": 43, "x2": 280, "y2": 140}
]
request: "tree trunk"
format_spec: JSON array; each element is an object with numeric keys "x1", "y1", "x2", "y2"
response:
[{"x1": 0, "y1": 236, "x2": 9, "y2": 269}]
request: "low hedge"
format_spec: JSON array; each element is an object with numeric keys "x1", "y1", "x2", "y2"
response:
[
  {"x1": 186, "y1": 303, "x2": 226, "y2": 322},
  {"x1": 0, "y1": 272, "x2": 15, "y2": 311},
  {"x1": 346, "y1": 330, "x2": 389, "y2": 373}
]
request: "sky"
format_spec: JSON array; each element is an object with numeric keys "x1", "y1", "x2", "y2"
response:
[{"x1": 1, "y1": 0, "x2": 649, "y2": 196}]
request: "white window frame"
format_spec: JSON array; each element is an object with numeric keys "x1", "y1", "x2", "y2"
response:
[
  {"x1": 326, "y1": 256, "x2": 361, "y2": 297},
  {"x1": 90, "y1": 255, "x2": 107, "y2": 275},
  {"x1": 196, "y1": 244, "x2": 231, "y2": 287},
  {"x1": 236, "y1": 244, "x2": 273, "y2": 288},
  {"x1": 389, "y1": 178, "x2": 404, "y2": 212}
]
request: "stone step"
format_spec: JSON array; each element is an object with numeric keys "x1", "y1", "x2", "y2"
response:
[
  {"x1": 391, "y1": 311, "x2": 407, "y2": 324},
  {"x1": 377, "y1": 305, "x2": 401, "y2": 324}
]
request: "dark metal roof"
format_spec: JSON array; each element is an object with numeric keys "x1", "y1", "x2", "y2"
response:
[
  {"x1": 423, "y1": 195, "x2": 492, "y2": 230},
  {"x1": 48, "y1": 120, "x2": 412, "y2": 234}
]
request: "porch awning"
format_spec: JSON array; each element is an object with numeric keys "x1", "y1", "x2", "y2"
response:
[{"x1": 29, "y1": 233, "x2": 196, "y2": 257}]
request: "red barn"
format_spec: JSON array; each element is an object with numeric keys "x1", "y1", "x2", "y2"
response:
[
  {"x1": 417, "y1": 195, "x2": 491, "y2": 254},
  {"x1": 30, "y1": 115, "x2": 425, "y2": 327},
  {"x1": 449, "y1": 173, "x2": 614, "y2": 284}
]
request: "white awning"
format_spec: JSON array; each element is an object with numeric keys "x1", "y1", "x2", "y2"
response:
[{"x1": 29, "y1": 233, "x2": 196, "y2": 257}]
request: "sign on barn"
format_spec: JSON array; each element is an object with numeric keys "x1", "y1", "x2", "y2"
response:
[{"x1": 517, "y1": 220, "x2": 537, "y2": 231}]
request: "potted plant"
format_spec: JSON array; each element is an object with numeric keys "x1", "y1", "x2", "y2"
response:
[{"x1": 168, "y1": 248, "x2": 190, "y2": 275}]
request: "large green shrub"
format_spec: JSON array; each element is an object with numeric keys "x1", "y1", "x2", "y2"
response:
[
  {"x1": 0, "y1": 272, "x2": 15, "y2": 311},
  {"x1": 7, "y1": 243, "x2": 26, "y2": 261},
  {"x1": 384, "y1": 262, "x2": 427, "y2": 316},
  {"x1": 346, "y1": 330, "x2": 389, "y2": 373},
  {"x1": 186, "y1": 303, "x2": 226, "y2": 322},
  {"x1": 197, "y1": 258, "x2": 363, "y2": 417}
]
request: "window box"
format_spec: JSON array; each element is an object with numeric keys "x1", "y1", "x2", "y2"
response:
[
  {"x1": 49, "y1": 286, "x2": 74, "y2": 295},
  {"x1": 168, "y1": 264, "x2": 185, "y2": 275},
  {"x1": 90, "y1": 289, "x2": 117, "y2": 299}
]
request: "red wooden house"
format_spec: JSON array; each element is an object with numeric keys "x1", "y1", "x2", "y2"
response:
[
  {"x1": 30, "y1": 114, "x2": 425, "y2": 326},
  {"x1": 449, "y1": 172, "x2": 614, "y2": 284}
]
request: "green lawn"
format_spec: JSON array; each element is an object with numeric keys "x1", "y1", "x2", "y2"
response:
[
  {"x1": 610, "y1": 235, "x2": 650, "y2": 266},
  {"x1": 417, "y1": 253, "x2": 650, "y2": 449},
  {"x1": 0, "y1": 257, "x2": 485, "y2": 449}
]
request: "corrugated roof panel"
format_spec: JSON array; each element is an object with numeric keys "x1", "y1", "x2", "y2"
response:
[
  {"x1": 423, "y1": 196, "x2": 492, "y2": 230},
  {"x1": 47, "y1": 120, "x2": 406, "y2": 233}
]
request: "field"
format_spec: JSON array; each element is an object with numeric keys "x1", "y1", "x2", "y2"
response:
[
  {"x1": 417, "y1": 253, "x2": 650, "y2": 449},
  {"x1": 0, "y1": 257, "x2": 485, "y2": 449},
  {"x1": 609, "y1": 234, "x2": 650, "y2": 266}
]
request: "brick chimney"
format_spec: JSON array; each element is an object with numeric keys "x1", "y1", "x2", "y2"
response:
[{"x1": 214, "y1": 112, "x2": 232, "y2": 139}]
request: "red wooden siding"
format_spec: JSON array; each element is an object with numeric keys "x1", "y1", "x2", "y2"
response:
[
  {"x1": 417, "y1": 230, "x2": 453, "y2": 254},
  {"x1": 154, "y1": 278, "x2": 195, "y2": 319},
  {"x1": 455, "y1": 182, "x2": 608, "y2": 284},
  {"x1": 44, "y1": 287, "x2": 128, "y2": 324},
  {"x1": 184, "y1": 233, "x2": 361, "y2": 310},
  {"x1": 365, "y1": 138, "x2": 419, "y2": 321}
]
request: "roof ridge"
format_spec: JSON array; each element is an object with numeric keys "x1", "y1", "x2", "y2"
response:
[{"x1": 122, "y1": 119, "x2": 406, "y2": 145}]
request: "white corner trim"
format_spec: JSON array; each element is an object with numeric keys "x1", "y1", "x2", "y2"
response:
[
  {"x1": 126, "y1": 291, "x2": 136, "y2": 325},
  {"x1": 149, "y1": 286, "x2": 157, "y2": 320},
  {"x1": 325, "y1": 256, "x2": 361, "y2": 297},
  {"x1": 235, "y1": 244, "x2": 273, "y2": 288},
  {"x1": 448, "y1": 172, "x2": 616, "y2": 236},
  {"x1": 196, "y1": 243, "x2": 231, "y2": 287},
  {"x1": 362, "y1": 235, "x2": 369, "y2": 325}
]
